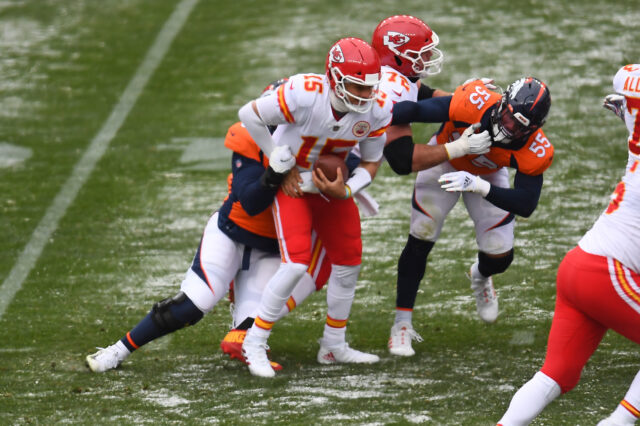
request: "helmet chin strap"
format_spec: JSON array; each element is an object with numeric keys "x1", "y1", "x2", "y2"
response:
[{"x1": 329, "y1": 90, "x2": 350, "y2": 113}]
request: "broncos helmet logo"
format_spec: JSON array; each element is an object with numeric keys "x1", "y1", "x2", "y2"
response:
[
  {"x1": 383, "y1": 31, "x2": 410, "y2": 49},
  {"x1": 329, "y1": 45, "x2": 345, "y2": 64}
]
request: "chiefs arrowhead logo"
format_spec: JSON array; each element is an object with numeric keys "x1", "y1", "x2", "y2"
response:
[
  {"x1": 383, "y1": 31, "x2": 410, "y2": 49},
  {"x1": 329, "y1": 44, "x2": 345, "y2": 64}
]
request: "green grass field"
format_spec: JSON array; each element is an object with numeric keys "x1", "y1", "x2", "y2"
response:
[{"x1": 1, "y1": 0, "x2": 639, "y2": 424}]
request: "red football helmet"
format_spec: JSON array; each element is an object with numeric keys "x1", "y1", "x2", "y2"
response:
[
  {"x1": 371, "y1": 15, "x2": 443, "y2": 79},
  {"x1": 325, "y1": 37, "x2": 381, "y2": 113}
]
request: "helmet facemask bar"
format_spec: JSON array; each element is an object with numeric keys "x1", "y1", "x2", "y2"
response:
[
  {"x1": 391, "y1": 32, "x2": 443, "y2": 78},
  {"x1": 492, "y1": 99, "x2": 538, "y2": 144},
  {"x1": 330, "y1": 66, "x2": 380, "y2": 113}
]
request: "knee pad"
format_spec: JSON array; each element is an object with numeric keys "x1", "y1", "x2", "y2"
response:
[
  {"x1": 330, "y1": 264, "x2": 361, "y2": 289},
  {"x1": 478, "y1": 249, "x2": 514, "y2": 277},
  {"x1": 151, "y1": 291, "x2": 204, "y2": 333}
]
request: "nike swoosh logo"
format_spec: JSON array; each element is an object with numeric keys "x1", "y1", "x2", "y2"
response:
[{"x1": 392, "y1": 89, "x2": 403, "y2": 97}]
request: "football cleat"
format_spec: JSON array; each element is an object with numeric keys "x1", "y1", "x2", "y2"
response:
[
  {"x1": 220, "y1": 329, "x2": 282, "y2": 371},
  {"x1": 468, "y1": 262, "x2": 499, "y2": 323},
  {"x1": 85, "y1": 344, "x2": 128, "y2": 373},
  {"x1": 388, "y1": 321, "x2": 423, "y2": 357},
  {"x1": 317, "y1": 340, "x2": 380, "y2": 365},
  {"x1": 242, "y1": 331, "x2": 275, "y2": 378}
]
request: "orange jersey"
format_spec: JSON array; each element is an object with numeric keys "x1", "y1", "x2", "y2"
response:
[
  {"x1": 221, "y1": 122, "x2": 277, "y2": 240},
  {"x1": 436, "y1": 80, "x2": 554, "y2": 176}
]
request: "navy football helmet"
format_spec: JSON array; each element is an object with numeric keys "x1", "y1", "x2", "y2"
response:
[{"x1": 491, "y1": 77, "x2": 551, "y2": 144}]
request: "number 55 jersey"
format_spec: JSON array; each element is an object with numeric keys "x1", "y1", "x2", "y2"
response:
[{"x1": 435, "y1": 80, "x2": 554, "y2": 177}]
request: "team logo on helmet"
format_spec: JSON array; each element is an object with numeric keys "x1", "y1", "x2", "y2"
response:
[
  {"x1": 329, "y1": 44, "x2": 345, "y2": 64},
  {"x1": 383, "y1": 31, "x2": 410, "y2": 49},
  {"x1": 352, "y1": 121, "x2": 371, "y2": 137}
]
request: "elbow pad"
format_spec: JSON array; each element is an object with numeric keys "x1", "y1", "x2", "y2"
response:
[{"x1": 383, "y1": 135, "x2": 414, "y2": 175}]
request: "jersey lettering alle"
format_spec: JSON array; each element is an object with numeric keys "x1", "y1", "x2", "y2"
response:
[
  {"x1": 255, "y1": 73, "x2": 392, "y2": 167},
  {"x1": 436, "y1": 80, "x2": 554, "y2": 176},
  {"x1": 613, "y1": 64, "x2": 640, "y2": 155}
]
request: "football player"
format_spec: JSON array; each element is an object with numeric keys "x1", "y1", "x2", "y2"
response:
[
  {"x1": 367, "y1": 15, "x2": 494, "y2": 356},
  {"x1": 238, "y1": 37, "x2": 396, "y2": 378},
  {"x1": 497, "y1": 64, "x2": 640, "y2": 426},
  {"x1": 85, "y1": 80, "x2": 328, "y2": 373},
  {"x1": 389, "y1": 76, "x2": 552, "y2": 351}
]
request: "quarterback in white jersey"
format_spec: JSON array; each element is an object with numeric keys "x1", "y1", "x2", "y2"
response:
[
  {"x1": 238, "y1": 37, "x2": 392, "y2": 378},
  {"x1": 498, "y1": 64, "x2": 640, "y2": 426}
]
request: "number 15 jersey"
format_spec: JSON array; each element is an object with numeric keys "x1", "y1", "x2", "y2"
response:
[{"x1": 254, "y1": 73, "x2": 393, "y2": 169}]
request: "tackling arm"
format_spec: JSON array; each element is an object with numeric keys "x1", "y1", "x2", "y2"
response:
[
  {"x1": 231, "y1": 152, "x2": 280, "y2": 216},
  {"x1": 484, "y1": 171, "x2": 543, "y2": 217}
]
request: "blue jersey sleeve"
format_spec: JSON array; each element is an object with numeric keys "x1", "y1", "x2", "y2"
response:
[
  {"x1": 391, "y1": 96, "x2": 452, "y2": 125},
  {"x1": 484, "y1": 171, "x2": 543, "y2": 217},
  {"x1": 230, "y1": 152, "x2": 277, "y2": 216}
]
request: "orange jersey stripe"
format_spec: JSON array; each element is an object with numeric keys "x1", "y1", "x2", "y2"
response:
[
  {"x1": 622, "y1": 399, "x2": 640, "y2": 418},
  {"x1": 254, "y1": 316, "x2": 275, "y2": 331},
  {"x1": 615, "y1": 260, "x2": 640, "y2": 305},
  {"x1": 326, "y1": 315, "x2": 348, "y2": 329},
  {"x1": 277, "y1": 85, "x2": 295, "y2": 123}
]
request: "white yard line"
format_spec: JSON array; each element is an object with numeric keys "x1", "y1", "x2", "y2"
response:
[{"x1": 0, "y1": 0, "x2": 200, "y2": 318}]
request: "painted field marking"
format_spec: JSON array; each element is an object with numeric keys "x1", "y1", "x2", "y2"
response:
[{"x1": 0, "y1": 0, "x2": 200, "y2": 318}]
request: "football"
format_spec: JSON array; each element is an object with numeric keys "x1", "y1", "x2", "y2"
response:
[{"x1": 313, "y1": 154, "x2": 349, "y2": 181}]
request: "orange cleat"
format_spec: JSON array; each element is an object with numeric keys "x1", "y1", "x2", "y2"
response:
[{"x1": 220, "y1": 329, "x2": 282, "y2": 371}]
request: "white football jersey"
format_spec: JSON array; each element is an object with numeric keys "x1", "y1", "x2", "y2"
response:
[
  {"x1": 579, "y1": 154, "x2": 640, "y2": 274},
  {"x1": 378, "y1": 65, "x2": 420, "y2": 104},
  {"x1": 255, "y1": 73, "x2": 393, "y2": 169},
  {"x1": 612, "y1": 64, "x2": 640, "y2": 156},
  {"x1": 349, "y1": 65, "x2": 420, "y2": 159}
]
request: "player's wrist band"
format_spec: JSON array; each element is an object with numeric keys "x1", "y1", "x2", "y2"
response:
[{"x1": 343, "y1": 185, "x2": 352, "y2": 199}]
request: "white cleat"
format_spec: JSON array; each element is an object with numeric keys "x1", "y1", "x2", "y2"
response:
[
  {"x1": 242, "y1": 333, "x2": 275, "y2": 378},
  {"x1": 86, "y1": 344, "x2": 127, "y2": 373},
  {"x1": 388, "y1": 321, "x2": 423, "y2": 357},
  {"x1": 317, "y1": 340, "x2": 380, "y2": 365},
  {"x1": 469, "y1": 262, "x2": 499, "y2": 323}
]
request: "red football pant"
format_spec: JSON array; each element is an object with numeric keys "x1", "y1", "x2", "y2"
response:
[
  {"x1": 273, "y1": 191, "x2": 362, "y2": 266},
  {"x1": 541, "y1": 246, "x2": 640, "y2": 393}
]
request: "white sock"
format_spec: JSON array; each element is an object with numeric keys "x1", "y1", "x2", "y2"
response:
[
  {"x1": 321, "y1": 324, "x2": 347, "y2": 347},
  {"x1": 394, "y1": 309, "x2": 412, "y2": 325},
  {"x1": 112, "y1": 341, "x2": 131, "y2": 362},
  {"x1": 276, "y1": 273, "x2": 316, "y2": 321},
  {"x1": 607, "y1": 370, "x2": 640, "y2": 424},
  {"x1": 498, "y1": 371, "x2": 561, "y2": 425},
  {"x1": 257, "y1": 262, "x2": 307, "y2": 322}
]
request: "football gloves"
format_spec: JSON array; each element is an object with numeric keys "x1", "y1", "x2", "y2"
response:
[
  {"x1": 438, "y1": 171, "x2": 491, "y2": 197},
  {"x1": 463, "y1": 77, "x2": 497, "y2": 90},
  {"x1": 603, "y1": 94, "x2": 626, "y2": 121},
  {"x1": 444, "y1": 123, "x2": 492, "y2": 159},
  {"x1": 269, "y1": 145, "x2": 296, "y2": 174}
]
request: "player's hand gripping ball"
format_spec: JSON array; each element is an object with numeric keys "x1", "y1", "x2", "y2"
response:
[{"x1": 313, "y1": 154, "x2": 348, "y2": 181}]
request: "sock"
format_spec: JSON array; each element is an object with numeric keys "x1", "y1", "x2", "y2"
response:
[
  {"x1": 235, "y1": 317, "x2": 255, "y2": 331},
  {"x1": 498, "y1": 371, "x2": 561, "y2": 425},
  {"x1": 394, "y1": 309, "x2": 412, "y2": 325},
  {"x1": 257, "y1": 262, "x2": 307, "y2": 322},
  {"x1": 322, "y1": 265, "x2": 360, "y2": 346},
  {"x1": 109, "y1": 340, "x2": 131, "y2": 362},
  {"x1": 607, "y1": 370, "x2": 640, "y2": 424},
  {"x1": 396, "y1": 236, "x2": 433, "y2": 310}
]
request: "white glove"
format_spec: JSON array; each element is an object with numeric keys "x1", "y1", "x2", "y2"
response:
[
  {"x1": 463, "y1": 77, "x2": 497, "y2": 90},
  {"x1": 299, "y1": 171, "x2": 319, "y2": 193},
  {"x1": 438, "y1": 171, "x2": 491, "y2": 196},
  {"x1": 603, "y1": 94, "x2": 626, "y2": 121},
  {"x1": 444, "y1": 123, "x2": 492, "y2": 159},
  {"x1": 269, "y1": 145, "x2": 296, "y2": 174}
]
